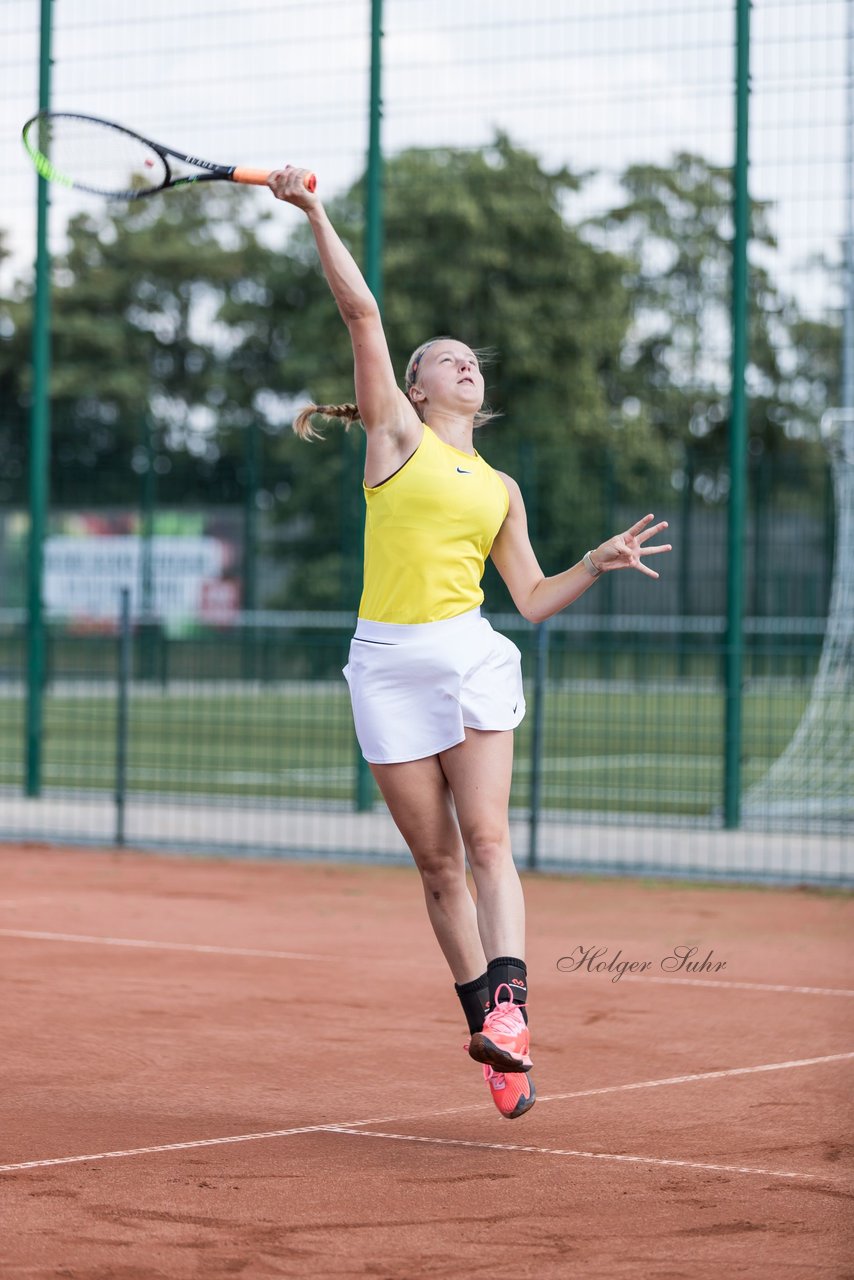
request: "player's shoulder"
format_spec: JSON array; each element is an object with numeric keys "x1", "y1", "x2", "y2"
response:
[{"x1": 493, "y1": 469, "x2": 524, "y2": 507}]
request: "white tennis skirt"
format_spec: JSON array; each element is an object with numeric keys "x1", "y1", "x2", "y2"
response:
[{"x1": 343, "y1": 607, "x2": 526, "y2": 764}]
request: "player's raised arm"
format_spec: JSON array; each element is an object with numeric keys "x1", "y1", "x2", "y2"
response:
[{"x1": 267, "y1": 168, "x2": 419, "y2": 448}]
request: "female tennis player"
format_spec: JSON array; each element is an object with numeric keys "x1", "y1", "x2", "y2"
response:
[{"x1": 268, "y1": 168, "x2": 671, "y2": 1119}]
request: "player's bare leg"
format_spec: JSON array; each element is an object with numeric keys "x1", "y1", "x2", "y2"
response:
[
  {"x1": 370, "y1": 755, "x2": 486, "y2": 984},
  {"x1": 439, "y1": 728, "x2": 535, "y2": 1117},
  {"x1": 438, "y1": 727, "x2": 524, "y2": 961}
]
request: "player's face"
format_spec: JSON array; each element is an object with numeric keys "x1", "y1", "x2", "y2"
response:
[{"x1": 413, "y1": 341, "x2": 484, "y2": 412}]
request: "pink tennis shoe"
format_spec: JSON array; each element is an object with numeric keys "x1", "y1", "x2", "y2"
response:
[
  {"x1": 465, "y1": 983, "x2": 536, "y2": 1119},
  {"x1": 482, "y1": 1064, "x2": 536, "y2": 1119},
  {"x1": 466, "y1": 983, "x2": 532, "y2": 1073}
]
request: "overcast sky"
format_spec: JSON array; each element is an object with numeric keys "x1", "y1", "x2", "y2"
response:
[{"x1": 2, "y1": 0, "x2": 850, "y2": 320}]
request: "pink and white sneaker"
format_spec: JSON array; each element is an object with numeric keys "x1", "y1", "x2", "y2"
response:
[
  {"x1": 483, "y1": 1064, "x2": 536, "y2": 1120},
  {"x1": 466, "y1": 983, "x2": 532, "y2": 1073}
]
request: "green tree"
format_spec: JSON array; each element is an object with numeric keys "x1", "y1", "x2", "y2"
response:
[
  {"x1": 0, "y1": 185, "x2": 272, "y2": 508},
  {"x1": 593, "y1": 152, "x2": 839, "y2": 505},
  {"x1": 2, "y1": 143, "x2": 839, "y2": 612}
]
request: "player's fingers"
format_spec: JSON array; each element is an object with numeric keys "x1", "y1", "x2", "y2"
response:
[
  {"x1": 266, "y1": 168, "x2": 288, "y2": 195},
  {"x1": 267, "y1": 166, "x2": 314, "y2": 199},
  {"x1": 636, "y1": 520, "x2": 669, "y2": 543},
  {"x1": 623, "y1": 513, "x2": 656, "y2": 538},
  {"x1": 640, "y1": 543, "x2": 672, "y2": 555},
  {"x1": 288, "y1": 166, "x2": 316, "y2": 192}
]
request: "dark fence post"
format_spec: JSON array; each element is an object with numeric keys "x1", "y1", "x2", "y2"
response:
[
  {"x1": 724, "y1": 0, "x2": 751, "y2": 828},
  {"x1": 527, "y1": 620, "x2": 549, "y2": 870},
  {"x1": 355, "y1": 738, "x2": 374, "y2": 813},
  {"x1": 115, "y1": 587, "x2": 131, "y2": 846},
  {"x1": 25, "y1": 0, "x2": 54, "y2": 798}
]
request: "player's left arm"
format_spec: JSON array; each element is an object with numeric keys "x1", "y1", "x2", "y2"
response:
[{"x1": 490, "y1": 473, "x2": 671, "y2": 624}]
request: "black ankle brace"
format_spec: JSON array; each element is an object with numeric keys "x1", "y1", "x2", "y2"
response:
[
  {"x1": 455, "y1": 973, "x2": 490, "y2": 1036},
  {"x1": 487, "y1": 956, "x2": 528, "y2": 1019}
]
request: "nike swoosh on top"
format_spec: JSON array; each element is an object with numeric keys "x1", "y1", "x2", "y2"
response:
[{"x1": 456, "y1": 466, "x2": 473, "y2": 474}]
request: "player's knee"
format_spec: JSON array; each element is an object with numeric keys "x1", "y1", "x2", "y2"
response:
[
  {"x1": 414, "y1": 846, "x2": 465, "y2": 892},
  {"x1": 465, "y1": 829, "x2": 511, "y2": 873}
]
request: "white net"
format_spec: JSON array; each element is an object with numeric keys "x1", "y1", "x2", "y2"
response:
[{"x1": 743, "y1": 410, "x2": 854, "y2": 831}]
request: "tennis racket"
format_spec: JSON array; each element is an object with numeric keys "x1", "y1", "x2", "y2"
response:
[{"x1": 21, "y1": 111, "x2": 316, "y2": 200}]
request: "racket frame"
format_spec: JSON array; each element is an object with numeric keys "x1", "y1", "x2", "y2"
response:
[{"x1": 21, "y1": 110, "x2": 315, "y2": 199}]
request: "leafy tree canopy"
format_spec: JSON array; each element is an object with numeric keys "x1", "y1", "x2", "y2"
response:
[
  {"x1": 0, "y1": 139, "x2": 841, "y2": 607},
  {"x1": 595, "y1": 152, "x2": 839, "y2": 502}
]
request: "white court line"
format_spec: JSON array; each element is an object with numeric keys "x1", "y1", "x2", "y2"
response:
[
  {"x1": 534, "y1": 1052, "x2": 854, "y2": 1107},
  {"x1": 325, "y1": 1128, "x2": 820, "y2": 1182},
  {"x1": 0, "y1": 929, "x2": 328, "y2": 963},
  {"x1": 0, "y1": 1125, "x2": 333, "y2": 1173},
  {"x1": 1, "y1": 1051, "x2": 850, "y2": 1177},
  {"x1": 630, "y1": 976, "x2": 854, "y2": 998},
  {"x1": 3, "y1": 930, "x2": 853, "y2": 999},
  {"x1": 404, "y1": 1051, "x2": 854, "y2": 1119}
]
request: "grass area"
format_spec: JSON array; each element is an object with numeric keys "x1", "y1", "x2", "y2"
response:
[{"x1": 0, "y1": 680, "x2": 813, "y2": 818}]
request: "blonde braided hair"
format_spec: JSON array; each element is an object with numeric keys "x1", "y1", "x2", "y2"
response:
[{"x1": 292, "y1": 401, "x2": 362, "y2": 440}]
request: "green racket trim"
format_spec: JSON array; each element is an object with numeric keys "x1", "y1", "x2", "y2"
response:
[{"x1": 22, "y1": 127, "x2": 74, "y2": 189}]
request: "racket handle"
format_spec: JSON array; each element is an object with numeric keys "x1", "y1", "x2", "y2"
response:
[{"x1": 233, "y1": 167, "x2": 317, "y2": 192}]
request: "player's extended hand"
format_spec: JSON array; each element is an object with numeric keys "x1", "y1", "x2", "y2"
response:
[
  {"x1": 267, "y1": 166, "x2": 318, "y2": 209},
  {"x1": 592, "y1": 514, "x2": 672, "y2": 579}
]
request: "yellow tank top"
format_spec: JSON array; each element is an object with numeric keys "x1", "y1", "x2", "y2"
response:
[{"x1": 358, "y1": 424, "x2": 510, "y2": 624}]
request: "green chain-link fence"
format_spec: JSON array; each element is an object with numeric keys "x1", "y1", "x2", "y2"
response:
[{"x1": 1, "y1": 1, "x2": 850, "y2": 880}]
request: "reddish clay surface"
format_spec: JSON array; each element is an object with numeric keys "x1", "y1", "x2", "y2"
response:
[{"x1": 0, "y1": 844, "x2": 852, "y2": 1278}]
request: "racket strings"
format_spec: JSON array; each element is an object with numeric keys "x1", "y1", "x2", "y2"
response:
[{"x1": 24, "y1": 115, "x2": 169, "y2": 198}]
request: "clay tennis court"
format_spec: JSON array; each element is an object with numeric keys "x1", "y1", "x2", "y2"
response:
[{"x1": 1, "y1": 843, "x2": 851, "y2": 1278}]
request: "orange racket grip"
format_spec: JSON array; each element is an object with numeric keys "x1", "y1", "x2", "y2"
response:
[{"x1": 232, "y1": 167, "x2": 317, "y2": 192}]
